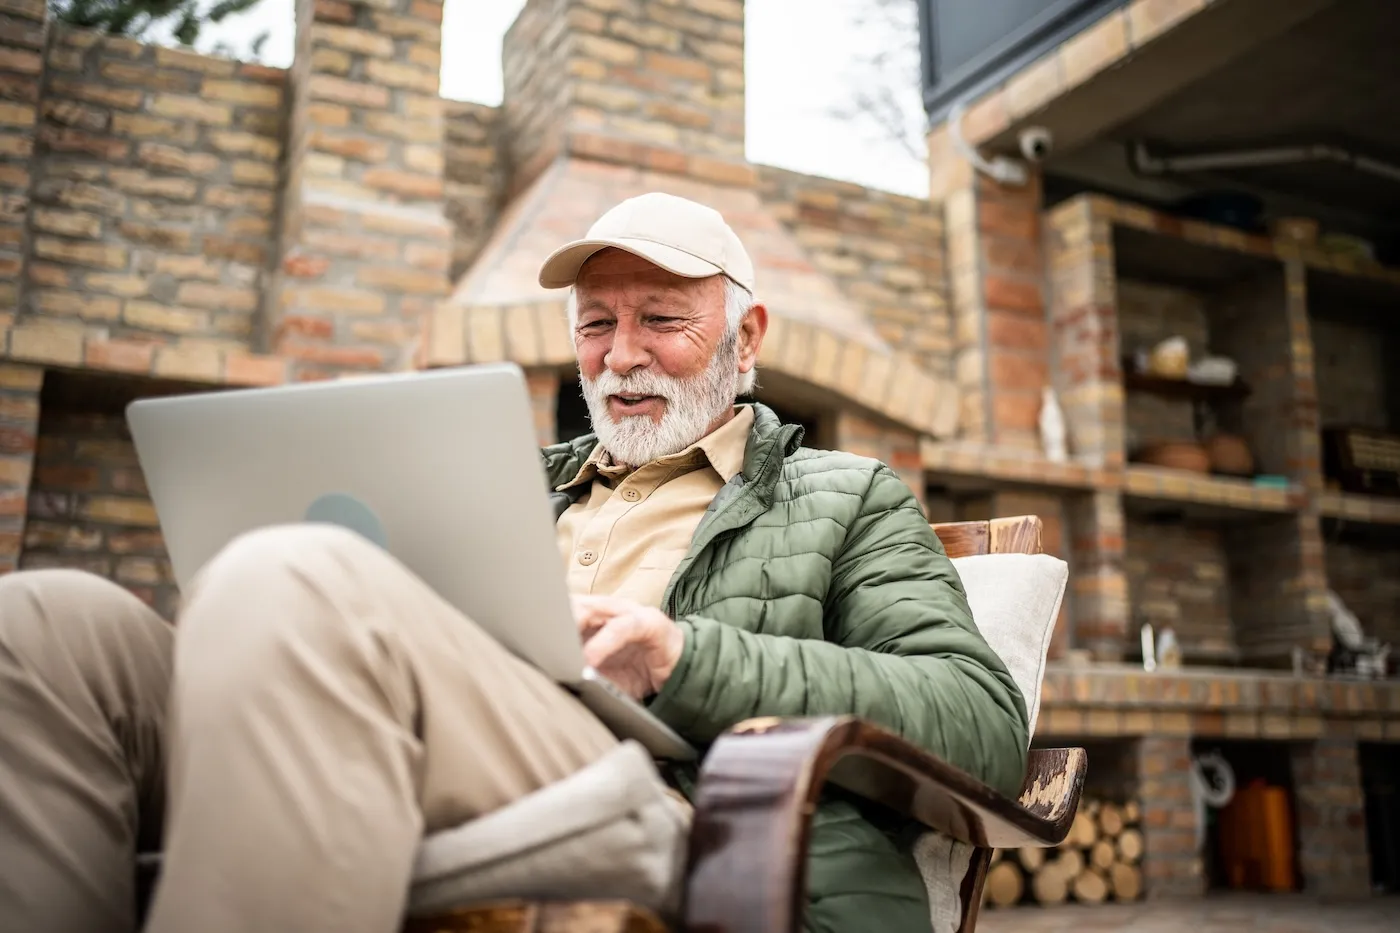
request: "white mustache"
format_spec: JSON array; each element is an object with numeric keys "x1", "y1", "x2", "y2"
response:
[{"x1": 587, "y1": 370, "x2": 676, "y2": 402}]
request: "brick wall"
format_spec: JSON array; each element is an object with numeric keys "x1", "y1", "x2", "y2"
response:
[
  {"x1": 21, "y1": 405, "x2": 177, "y2": 615},
  {"x1": 526, "y1": 368, "x2": 559, "y2": 446},
  {"x1": 444, "y1": 100, "x2": 501, "y2": 282},
  {"x1": 1137, "y1": 735, "x2": 1206, "y2": 898},
  {"x1": 0, "y1": 363, "x2": 41, "y2": 573},
  {"x1": 264, "y1": 0, "x2": 452, "y2": 379},
  {"x1": 0, "y1": 0, "x2": 46, "y2": 324},
  {"x1": 1325, "y1": 540, "x2": 1400, "y2": 650},
  {"x1": 1044, "y1": 198, "x2": 1123, "y2": 466},
  {"x1": 756, "y1": 166, "x2": 951, "y2": 379},
  {"x1": 502, "y1": 0, "x2": 748, "y2": 191},
  {"x1": 940, "y1": 161, "x2": 1049, "y2": 448},
  {"x1": 1067, "y1": 489, "x2": 1129, "y2": 661},
  {"x1": 1126, "y1": 516, "x2": 1235, "y2": 662},
  {"x1": 1311, "y1": 316, "x2": 1390, "y2": 431},
  {"x1": 1290, "y1": 738, "x2": 1372, "y2": 898},
  {"x1": 27, "y1": 26, "x2": 284, "y2": 356},
  {"x1": 1228, "y1": 513, "x2": 1330, "y2": 665},
  {"x1": 1119, "y1": 279, "x2": 1205, "y2": 448}
]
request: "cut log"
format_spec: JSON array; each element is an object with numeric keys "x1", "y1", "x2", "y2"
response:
[
  {"x1": 1090, "y1": 840, "x2": 1116, "y2": 870},
  {"x1": 1117, "y1": 828, "x2": 1144, "y2": 864},
  {"x1": 1098, "y1": 803, "x2": 1124, "y2": 837},
  {"x1": 1031, "y1": 864, "x2": 1070, "y2": 906},
  {"x1": 1123, "y1": 800, "x2": 1141, "y2": 824},
  {"x1": 1053, "y1": 848, "x2": 1084, "y2": 879},
  {"x1": 1072, "y1": 868, "x2": 1110, "y2": 904},
  {"x1": 1017, "y1": 847, "x2": 1046, "y2": 872},
  {"x1": 1110, "y1": 862, "x2": 1143, "y2": 902},
  {"x1": 1068, "y1": 810, "x2": 1097, "y2": 848},
  {"x1": 985, "y1": 861, "x2": 1024, "y2": 908},
  {"x1": 990, "y1": 848, "x2": 1004, "y2": 866}
]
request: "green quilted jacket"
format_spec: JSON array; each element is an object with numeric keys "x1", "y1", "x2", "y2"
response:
[{"x1": 541, "y1": 403, "x2": 1029, "y2": 932}]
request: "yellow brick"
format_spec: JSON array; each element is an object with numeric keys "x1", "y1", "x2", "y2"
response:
[
  {"x1": 82, "y1": 495, "x2": 160, "y2": 527},
  {"x1": 0, "y1": 363, "x2": 43, "y2": 390},
  {"x1": 153, "y1": 343, "x2": 222, "y2": 381},
  {"x1": 201, "y1": 79, "x2": 281, "y2": 109},
  {"x1": 1128, "y1": 0, "x2": 1207, "y2": 47},
  {"x1": 9, "y1": 322, "x2": 85, "y2": 365},
  {"x1": 123, "y1": 301, "x2": 209, "y2": 334},
  {"x1": 1061, "y1": 11, "x2": 1129, "y2": 88}
]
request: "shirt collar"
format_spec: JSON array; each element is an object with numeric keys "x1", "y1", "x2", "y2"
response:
[{"x1": 556, "y1": 405, "x2": 754, "y2": 491}]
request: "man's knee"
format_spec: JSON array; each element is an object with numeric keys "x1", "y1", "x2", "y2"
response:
[
  {"x1": 0, "y1": 568, "x2": 172, "y2": 725},
  {"x1": 179, "y1": 523, "x2": 398, "y2": 668},
  {"x1": 194, "y1": 522, "x2": 382, "y2": 594},
  {"x1": 0, "y1": 567, "x2": 166, "y2": 656}
]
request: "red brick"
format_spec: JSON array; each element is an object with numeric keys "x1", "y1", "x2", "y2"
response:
[
  {"x1": 992, "y1": 390, "x2": 1041, "y2": 432},
  {"x1": 361, "y1": 168, "x2": 441, "y2": 199},
  {"x1": 978, "y1": 199, "x2": 1038, "y2": 240},
  {"x1": 283, "y1": 252, "x2": 332, "y2": 278},
  {"x1": 313, "y1": 0, "x2": 354, "y2": 23},
  {"x1": 223, "y1": 354, "x2": 287, "y2": 386},
  {"x1": 987, "y1": 309, "x2": 1047, "y2": 351},
  {"x1": 0, "y1": 425, "x2": 35, "y2": 453},
  {"x1": 983, "y1": 274, "x2": 1043, "y2": 314},
  {"x1": 85, "y1": 339, "x2": 156, "y2": 373},
  {"x1": 34, "y1": 463, "x2": 101, "y2": 491},
  {"x1": 276, "y1": 315, "x2": 335, "y2": 340},
  {"x1": 282, "y1": 343, "x2": 385, "y2": 369}
]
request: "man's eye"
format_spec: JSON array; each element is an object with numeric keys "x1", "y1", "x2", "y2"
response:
[
  {"x1": 579, "y1": 320, "x2": 612, "y2": 331},
  {"x1": 648, "y1": 316, "x2": 679, "y2": 325}
]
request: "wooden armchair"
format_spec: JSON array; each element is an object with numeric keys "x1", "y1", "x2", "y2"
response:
[{"x1": 402, "y1": 516, "x2": 1088, "y2": 933}]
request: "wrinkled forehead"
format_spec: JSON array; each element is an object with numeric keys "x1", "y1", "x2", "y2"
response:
[{"x1": 573, "y1": 248, "x2": 722, "y2": 312}]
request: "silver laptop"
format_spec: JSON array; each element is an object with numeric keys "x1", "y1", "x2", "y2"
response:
[{"x1": 126, "y1": 363, "x2": 696, "y2": 761}]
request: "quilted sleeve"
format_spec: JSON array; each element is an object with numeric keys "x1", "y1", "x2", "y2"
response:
[{"x1": 647, "y1": 465, "x2": 1030, "y2": 798}]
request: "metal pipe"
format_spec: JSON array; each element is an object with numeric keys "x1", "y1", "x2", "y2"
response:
[{"x1": 1130, "y1": 140, "x2": 1400, "y2": 185}]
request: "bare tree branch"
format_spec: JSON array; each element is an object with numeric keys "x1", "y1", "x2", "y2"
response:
[{"x1": 828, "y1": 0, "x2": 927, "y2": 174}]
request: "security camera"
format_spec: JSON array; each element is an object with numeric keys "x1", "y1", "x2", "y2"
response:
[{"x1": 1018, "y1": 126, "x2": 1054, "y2": 163}]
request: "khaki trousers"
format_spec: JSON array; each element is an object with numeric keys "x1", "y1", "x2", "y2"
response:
[{"x1": 0, "y1": 523, "x2": 621, "y2": 933}]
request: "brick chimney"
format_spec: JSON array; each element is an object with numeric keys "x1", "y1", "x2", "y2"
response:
[
  {"x1": 265, "y1": 0, "x2": 453, "y2": 378},
  {"x1": 501, "y1": 0, "x2": 749, "y2": 192}
]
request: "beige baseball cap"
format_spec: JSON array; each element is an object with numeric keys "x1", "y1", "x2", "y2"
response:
[{"x1": 537, "y1": 192, "x2": 756, "y2": 293}]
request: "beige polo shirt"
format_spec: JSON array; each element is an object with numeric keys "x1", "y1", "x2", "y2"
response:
[{"x1": 554, "y1": 406, "x2": 754, "y2": 608}]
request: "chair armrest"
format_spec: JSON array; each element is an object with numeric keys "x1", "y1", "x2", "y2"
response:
[{"x1": 682, "y1": 716, "x2": 1087, "y2": 933}]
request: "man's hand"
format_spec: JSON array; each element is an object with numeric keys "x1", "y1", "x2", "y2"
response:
[{"x1": 572, "y1": 594, "x2": 684, "y2": 700}]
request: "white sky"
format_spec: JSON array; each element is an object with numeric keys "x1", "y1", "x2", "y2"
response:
[{"x1": 181, "y1": 0, "x2": 930, "y2": 198}]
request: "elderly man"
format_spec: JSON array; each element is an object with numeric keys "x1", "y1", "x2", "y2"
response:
[{"x1": 0, "y1": 193, "x2": 1028, "y2": 933}]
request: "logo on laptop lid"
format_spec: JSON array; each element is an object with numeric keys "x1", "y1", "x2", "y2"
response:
[{"x1": 304, "y1": 492, "x2": 387, "y2": 549}]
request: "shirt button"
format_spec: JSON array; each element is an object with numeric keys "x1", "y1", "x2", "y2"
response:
[
  {"x1": 578, "y1": 550, "x2": 597, "y2": 566},
  {"x1": 622, "y1": 488, "x2": 640, "y2": 502}
]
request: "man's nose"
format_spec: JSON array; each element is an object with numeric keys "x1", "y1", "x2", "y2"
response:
[{"x1": 605, "y1": 319, "x2": 650, "y2": 374}]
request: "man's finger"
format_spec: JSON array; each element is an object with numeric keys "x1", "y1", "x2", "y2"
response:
[{"x1": 582, "y1": 615, "x2": 641, "y2": 669}]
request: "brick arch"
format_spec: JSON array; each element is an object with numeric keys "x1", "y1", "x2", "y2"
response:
[{"x1": 424, "y1": 303, "x2": 958, "y2": 439}]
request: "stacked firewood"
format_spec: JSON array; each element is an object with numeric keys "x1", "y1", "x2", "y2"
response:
[{"x1": 983, "y1": 799, "x2": 1143, "y2": 908}]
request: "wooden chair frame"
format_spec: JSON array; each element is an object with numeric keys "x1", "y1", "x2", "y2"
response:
[
  {"x1": 406, "y1": 516, "x2": 1088, "y2": 933},
  {"x1": 143, "y1": 516, "x2": 1088, "y2": 933}
]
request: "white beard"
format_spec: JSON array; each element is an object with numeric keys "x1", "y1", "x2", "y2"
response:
[{"x1": 581, "y1": 333, "x2": 740, "y2": 468}]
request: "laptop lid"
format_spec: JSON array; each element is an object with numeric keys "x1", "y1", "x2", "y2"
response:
[{"x1": 126, "y1": 364, "x2": 589, "y2": 683}]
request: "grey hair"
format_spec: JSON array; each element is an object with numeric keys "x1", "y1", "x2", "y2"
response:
[{"x1": 566, "y1": 274, "x2": 759, "y2": 397}]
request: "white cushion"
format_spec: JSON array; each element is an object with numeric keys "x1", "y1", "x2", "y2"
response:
[{"x1": 916, "y1": 552, "x2": 1068, "y2": 933}]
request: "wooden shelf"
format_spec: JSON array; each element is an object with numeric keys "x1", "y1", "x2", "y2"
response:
[
  {"x1": 1122, "y1": 370, "x2": 1250, "y2": 403},
  {"x1": 1084, "y1": 193, "x2": 1400, "y2": 293},
  {"x1": 1122, "y1": 466, "x2": 1300, "y2": 518},
  {"x1": 1318, "y1": 490, "x2": 1400, "y2": 526}
]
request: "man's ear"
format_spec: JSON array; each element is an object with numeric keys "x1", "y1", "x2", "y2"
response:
[{"x1": 738, "y1": 302, "x2": 767, "y2": 375}]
